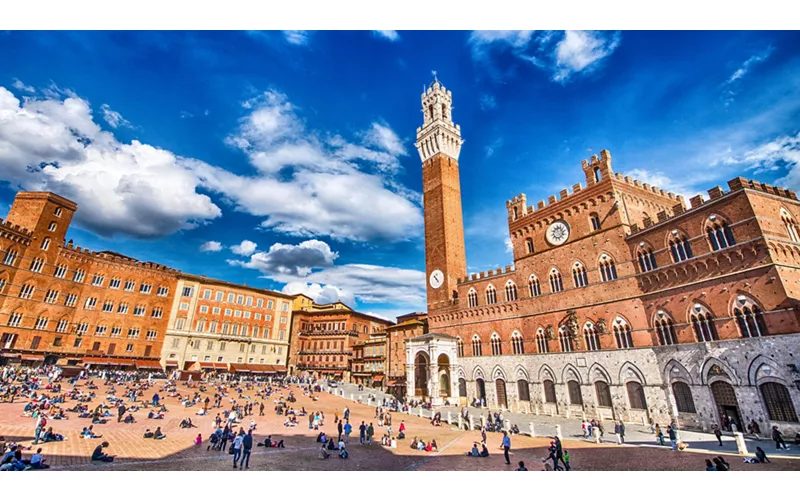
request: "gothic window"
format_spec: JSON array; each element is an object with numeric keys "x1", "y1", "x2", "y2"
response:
[
  {"x1": 595, "y1": 381, "x2": 612, "y2": 407},
  {"x1": 589, "y1": 213, "x2": 601, "y2": 231},
  {"x1": 567, "y1": 380, "x2": 583, "y2": 405},
  {"x1": 637, "y1": 246, "x2": 658, "y2": 272},
  {"x1": 490, "y1": 332, "x2": 502, "y2": 356},
  {"x1": 512, "y1": 206, "x2": 519, "y2": 219},
  {"x1": 593, "y1": 166, "x2": 601, "y2": 183},
  {"x1": 457, "y1": 337, "x2": 464, "y2": 357},
  {"x1": 672, "y1": 382, "x2": 696, "y2": 413},
  {"x1": 781, "y1": 208, "x2": 800, "y2": 243},
  {"x1": 599, "y1": 254, "x2": 618, "y2": 282},
  {"x1": 529, "y1": 275, "x2": 541, "y2": 297},
  {"x1": 572, "y1": 262, "x2": 588, "y2": 288},
  {"x1": 669, "y1": 232, "x2": 693, "y2": 263},
  {"x1": 655, "y1": 312, "x2": 678, "y2": 345},
  {"x1": 471, "y1": 334, "x2": 482, "y2": 357},
  {"x1": 549, "y1": 268, "x2": 563, "y2": 293},
  {"x1": 485, "y1": 285, "x2": 497, "y2": 305},
  {"x1": 526, "y1": 238, "x2": 534, "y2": 254},
  {"x1": 468, "y1": 288, "x2": 478, "y2": 308},
  {"x1": 690, "y1": 304, "x2": 718, "y2": 342},
  {"x1": 543, "y1": 380, "x2": 557, "y2": 404},
  {"x1": 558, "y1": 326, "x2": 574, "y2": 353},
  {"x1": 706, "y1": 217, "x2": 736, "y2": 251},
  {"x1": 583, "y1": 322, "x2": 600, "y2": 351},
  {"x1": 626, "y1": 381, "x2": 647, "y2": 409},
  {"x1": 760, "y1": 382, "x2": 798, "y2": 422},
  {"x1": 511, "y1": 331, "x2": 524, "y2": 355},
  {"x1": 613, "y1": 317, "x2": 634, "y2": 349},
  {"x1": 535, "y1": 328, "x2": 549, "y2": 353},
  {"x1": 504, "y1": 281, "x2": 518, "y2": 302},
  {"x1": 733, "y1": 295, "x2": 767, "y2": 338}
]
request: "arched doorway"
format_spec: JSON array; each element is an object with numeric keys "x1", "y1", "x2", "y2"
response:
[
  {"x1": 517, "y1": 380, "x2": 530, "y2": 402},
  {"x1": 496, "y1": 378, "x2": 508, "y2": 409},
  {"x1": 458, "y1": 378, "x2": 467, "y2": 397},
  {"x1": 711, "y1": 381, "x2": 742, "y2": 430},
  {"x1": 437, "y1": 354, "x2": 451, "y2": 397},
  {"x1": 476, "y1": 378, "x2": 486, "y2": 403},
  {"x1": 414, "y1": 352, "x2": 429, "y2": 398}
]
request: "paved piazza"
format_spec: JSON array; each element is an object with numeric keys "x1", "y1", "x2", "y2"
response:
[{"x1": 2, "y1": 377, "x2": 799, "y2": 471}]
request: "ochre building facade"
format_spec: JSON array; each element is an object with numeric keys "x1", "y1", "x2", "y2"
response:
[{"x1": 412, "y1": 79, "x2": 800, "y2": 433}]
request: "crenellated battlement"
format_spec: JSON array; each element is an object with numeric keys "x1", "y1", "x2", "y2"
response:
[
  {"x1": 0, "y1": 218, "x2": 33, "y2": 237},
  {"x1": 60, "y1": 241, "x2": 178, "y2": 273},
  {"x1": 456, "y1": 265, "x2": 516, "y2": 286},
  {"x1": 628, "y1": 176, "x2": 799, "y2": 235},
  {"x1": 612, "y1": 171, "x2": 683, "y2": 204}
]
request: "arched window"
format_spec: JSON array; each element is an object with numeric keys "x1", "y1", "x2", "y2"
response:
[
  {"x1": 589, "y1": 213, "x2": 601, "y2": 231},
  {"x1": 669, "y1": 231, "x2": 693, "y2": 263},
  {"x1": 511, "y1": 331, "x2": 524, "y2": 354},
  {"x1": 490, "y1": 332, "x2": 502, "y2": 356},
  {"x1": 471, "y1": 335, "x2": 482, "y2": 357},
  {"x1": 41, "y1": 237, "x2": 50, "y2": 251},
  {"x1": 572, "y1": 262, "x2": 588, "y2": 288},
  {"x1": 468, "y1": 288, "x2": 478, "y2": 308},
  {"x1": 760, "y1": 382, "x2": 799, "y2": 422},
  {"x1": 535, "y1": 328, "x2": 549, "y2": 353},
  {"x1": 526, "y1": 238, "x2": 534, "y2": 254},
  {"x1": 637, "y1": 245, "x2": 658, "y2": 272},
  {"x1": 599, "y1": 254, "x2": 618, "y2": 282},
  {"x1": 457, "y1": 337, "x2": 464, "y2": 357},
  {"x1": 558, "y1": 326, "x2": 574, "y2": 353},
  {"x1": 626, "y1": 381, "x2": 647, "y2": 409},
  {"x1": 529, "y1": 275, "x2": 541, "y2": 297},
  {"x1": 690, "y1": 304, "x2": 718, "y2": 342},
  {"x1": 543, "y1": 380, "x2": 557, "y2": 403},
  {"x1": 485, "y1": 285, "x2": 497, "y2": 305},
  {"x1": 781, "y1": 208, "x2": 800, "y2": 243},
  {"x1": 567, "y1": 380, "x2": 583, "y2": 405},
  {"x1": 595, "y1": 381, "x2": 612, "y2": 407},
  {"x1": 504, "y1": 281, "x2": 518, "y2": 302},
  {"x1": 706, "y1": 217, "x2": 736, "y2": 251},
  {"x1": 672, "y1": 382, "x2": 696, "y2": 413},
  {"x1": 733, "y1": 295, "x2": 767, "y2": 338},
  {"x1": 613, "y1": 317, "x2": 634, "y2": 348},
  {"x1": 655, "y1": 312, "x2": 678, "y2": 345},
  {"x1": 583, "y1": 322, "x2": 600, "y2": 351},
  {"x1": 549, "y1": 268, "x2": 563, "y2": 293},
  {"x1": 593, "y1": 166, "x2": 601, "y2": 183},
  {"x1": 513, "y1": 206, "x2": 519, "y2": 219}
]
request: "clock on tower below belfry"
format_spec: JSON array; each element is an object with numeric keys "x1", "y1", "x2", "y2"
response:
[{"x1": 415, "y1": 76, "x2": 467, "y2": 311}]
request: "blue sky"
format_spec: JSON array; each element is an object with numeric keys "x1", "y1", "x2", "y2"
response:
[{"x1": 0, "y1": 30, "x2": 798, "y2": 321}]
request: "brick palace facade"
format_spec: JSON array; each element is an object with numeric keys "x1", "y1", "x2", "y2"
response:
[{"x1": 411, "y1": 78, "x2": 800, "y2": 432}]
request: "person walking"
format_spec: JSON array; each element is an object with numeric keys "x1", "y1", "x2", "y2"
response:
[
  {"x1": 366, "y1": 422, "x2": 375, "y2": 445},
  {"x1": 553, "y1": 436, "x2": 567, "y2": 469},
  {"x1": 501, "y1": 430, "x2": 511, "y2": 465},
  {"x1": 359, "y1": 421, "x2": 366, "y2": 445},
  {"x1": 772, "y1": 426, "x2": 789, "y2": 450},
  {"x1": 668, "y1": 425, "x2": 678, "y2": 451},
  {"x1": 232, "y1": 430, "x2": 244, "y2": 468},
  {"x1": 338, "y1": 420, "x2": 343, "y2": 441},
  {"x1": 713, "y1": 425, "x2": 723, "y2": 447},
  {"x1": 617, "y1": 420, "x2": 625, "y2": 444},
  {"x1": 34, "y1": 415, "x2": 46, "y2": 445},
  {"x1": 240, "y1": 429, "x2": 253, "y2": 469}
]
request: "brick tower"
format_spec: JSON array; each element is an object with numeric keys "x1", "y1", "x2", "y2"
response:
[{"x1": 415, "y1": 76, "x2": 467, "y2": 311}]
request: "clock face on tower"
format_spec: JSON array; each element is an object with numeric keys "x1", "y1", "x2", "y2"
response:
[
  {"x1": 429, "y1": 269, "x2": 444, "y2": 289},
  {"x1": 546, "y1": 220, "x2": 571, "y2": 246}
]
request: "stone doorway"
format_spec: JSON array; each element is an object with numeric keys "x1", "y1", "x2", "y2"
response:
[
  {"x1": 710, "y1": 381, "x2": 742, "y2": 430},
  {"x1": 496, "y1": 379, "x2": 508, "y2": 409}
]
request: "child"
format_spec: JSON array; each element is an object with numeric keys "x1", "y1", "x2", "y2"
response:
[{"x1": 563, "y1": 449, "x2": 571, "y2": 471}]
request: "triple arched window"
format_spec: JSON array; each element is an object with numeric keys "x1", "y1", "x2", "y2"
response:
[
  {"x1": 471, "y1": 335, "x2": 482, "y2": 356},
  {"x1": 669, "y1": 231, "x2": 693, "y2": 263},
  {"x1": 457, "y1": 337, "x2": 464, "y2": 357},
  {"x1": 490, "y1": 332, "x2": 502, "y2": 356},
  {"x1": 781, "y1": 208, "x2": 800, "y2": 243},
  {"x1": 733, "y1": 296, "x2": 767, "y2": 338},
  {"x1": 599, "y1": 254, "x2": 618, "y2": 282},
  {"x1": 654, "y1": 312, "x2": 678, "y2": 345},
  {"x1": 572, "y1": 262, "x2": 588, "y2": 288},
  {"x1": 529, "y1": 275, "x2": 541, "y2": 297},
  {"x1": 468, "y1": 288, "x2": 478, "y2": 308},
  {"x1": 511, "y1": 331, "x2": 524, "y2": 354},
  {"x1": 583, "y1": 322, "x2": 600, "y2": 351},
  {"x1": 549, "y1": 268, "x2": 563, "y2": 293},
  {"x1": 637, "y1": 246, "x2": 658, "y2": 272},
  {"x1": 690, "y1": 304, "x2": 718, "y2": 342},
  {"x1": 504, "y1": 281, "x2": 518, "y2": 302},
  {"x1": 535, "y1": 328, "x2": 549, "y2": 353},
  {"x1": 558, "y1": 326, "x2": 574, "y2": 353},
  {"x1": 706, "y1": 217, "x2": 735, "y2": 251},
  {"x1": 613, "y1": 317, "x2": 634, "y2": 349},
  {"x1": 485, "y1": 285, "x2": 497, "y2": 305}
]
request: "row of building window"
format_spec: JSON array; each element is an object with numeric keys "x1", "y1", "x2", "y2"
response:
[
  {"x1": 193, "y1": 305, "x2": 273, "y2": 322},
  {"x1": 186, "y1": 286, "x2": 288, "y2": 312},
  {"x1": 175, "y1": 338, "x2": 283, "y2": 356},
  {"x1": 0, "y1": 332, "x2": 150, "y2": 356},
  {"x1": 173, "y1": 317, "x2": 284, "y2": 340}
]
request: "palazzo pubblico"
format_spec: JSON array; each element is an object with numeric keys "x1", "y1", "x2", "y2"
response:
[{"x1": 406, "y1": 78, "x2": 800, "y2": 433}]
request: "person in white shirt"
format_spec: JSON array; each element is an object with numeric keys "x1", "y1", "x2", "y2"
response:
[{"x1": 232, "y1": 431, "x2": 244, "y2": 468}]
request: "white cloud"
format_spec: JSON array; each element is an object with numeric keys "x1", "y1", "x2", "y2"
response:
[
  {"x1": 200, "y1": 241, "x2": 223, "y2": 252},
  {"x1": 504, "y1": 237, "x2": 513, "y2": 253},
  {"x1": 282, "y1": 281, "x2": 355, "y2": 307},
  {"x1": 285, "y1": 264, "x2": 425, "y2": 306},
  {"x1": 209, "y1": 89, "x2": 422, "y2": 242},
  {"x1": 100, "y1": 103, "x2": 131, "y2": 129},
  {"x1": 723, "y1": 46, "x2": 774, "y2": 105},
  {"x1": 230, "y1": 239, "x2": 258, "y2": 256},
  {"x1": 372, "y1": 30, "x2": 399, "y2": 42},
  {"x1": 479, "y1": 94, "x2": 497, "y2": 111},
  {"x1": 11, "y1": 78, "x2": 34, "y2": 93},
  {"x1": 230, "y1": 239, "x2": 337, "y2": 278},
  {"x1": 624, "y1": 168, "x2": 697, "y2": 203},
  {"x1": 283, "y1": 31, "x2": 310, "y2": 46},
  {"x1": 469, "y1": 30, "x2": 620, "y2": 83},
  {"x1": 0, "y1": 86, "x2": 222, "y2": 238},
  {"x1": 485, "y1": 138, "x2": 503, "y2": 159}
]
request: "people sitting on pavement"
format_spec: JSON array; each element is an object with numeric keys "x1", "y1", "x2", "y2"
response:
[
  {"x1": 466, "y1": 443, "x2": 480, "y2": 457},
  {"x1": 318, "y1": 443, "x2": 330, "y2": 459},
  {"x1": 143, "y1": 429, "x2": 155, "y2": 439},
  {"x1": 91, "y1": 442, "x2": 114, "y2": 462}
]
